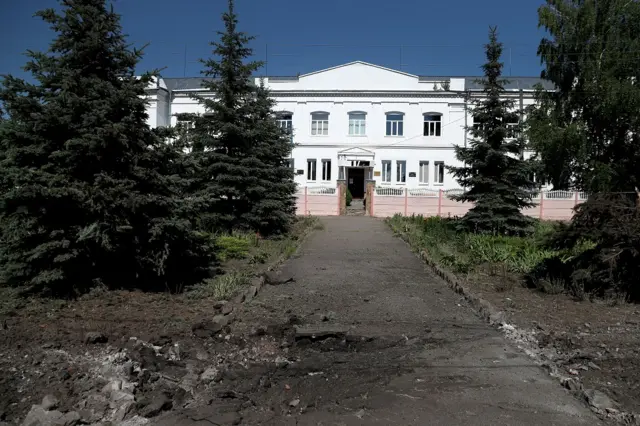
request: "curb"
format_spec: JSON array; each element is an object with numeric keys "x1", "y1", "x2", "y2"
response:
[
  {"x1": 393, "y1": 228, "x2": 640, "y2": 424},
  {"x1": 220, "y1": 220, "x2": 318, "y2": 320},
  {"x1": 417, "y1": 249, "x2": 506, "y2": 326}
]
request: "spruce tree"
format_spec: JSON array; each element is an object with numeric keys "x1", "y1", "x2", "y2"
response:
[
  {"x1": 0, "y1": 0, "x2": 212, "y2": 295},
  {"x1": 184, "y1": 0, "x2": 263, "y2": 233},
  {"x1": 244, "y1": 80, "x2": 297, "y2": 234},
  {"x1": 448, "y1": 27, "x2": 537, "y2": 235}
]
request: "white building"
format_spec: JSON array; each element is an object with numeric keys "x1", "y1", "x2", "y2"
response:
[{"x1": 144, "y1": 61, "x2": 552, "y2": 198}]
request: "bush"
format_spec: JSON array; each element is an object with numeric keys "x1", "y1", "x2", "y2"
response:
[
  {"x1": 214, "y1": 233, "x2": 255, "y2": 262},
  {"x1": 346, "y1": 188, "x2": 353, "y2": 206}
]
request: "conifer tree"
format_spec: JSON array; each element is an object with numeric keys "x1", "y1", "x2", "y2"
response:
[
  {"x1": 448, "y1": 27, "x2": 537, "y2": 235},
  {"x1": 182, "y1": 0, "x2": 263, "y2": 232},
  {"x1": 244, "y1": 81, "x2": 297, "y2": 234},
  {"x1": 180, "y1": 0, "x2": 295, "y2": 234},
  {"x1": 0, "y1": 0, "x2": 212, "y2": 295}
]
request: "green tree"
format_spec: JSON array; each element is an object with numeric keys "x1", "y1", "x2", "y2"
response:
[
  {"x1": 448, "y1": 27, "x2": 537, "y2": 235},
  {"x1": 180, "y1": 0, "x2": 263, "y2": 233},
  {"x1": 244, "y1": 80, "x2": 297, "y2": 234},
  {"x1": 177, "y1": 0, "x2": 295, "y2": 235},
  {"x1": 0, "y1": 0, "x2": 212, "y2": 295},
  {"x1": 529, "y1": 0, "x2": 640, "y2": 192}
]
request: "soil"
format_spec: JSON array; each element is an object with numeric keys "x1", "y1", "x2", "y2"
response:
[
  {"x1": 0, "y1": 217, "x2": 622, "y2": 425},
  {"x1": 462, "y1": 273, "x2": 640, "y2": 417}
]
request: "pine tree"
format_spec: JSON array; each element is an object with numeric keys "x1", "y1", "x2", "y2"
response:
[
  {"x1": 244, "y1": 80, "x2": 297, "y2": 234},
  {"x1": 448, "y1": 27, "x2": 537, "y2": 235},
  {"x1": 0, "y1": 0, "x2": 212, "y2": 295},
  {"x1": 184, "y1": 0, "x2": 263, "y2": 233}
]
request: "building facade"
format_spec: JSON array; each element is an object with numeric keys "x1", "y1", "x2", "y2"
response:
[{"x1": 144, "y1": 61, "x2": 553, "y2": 197}]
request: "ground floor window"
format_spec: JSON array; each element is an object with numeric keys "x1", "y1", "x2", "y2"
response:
[
  {"x1": 419, "y1": 161, "x2": 429, "y2": 184},
  {"x1": 307, "y1": 159, "x2": 317, "y2": 181},
  {"x1": 321, "y1": 159, "x2": 331, "y2": 181},
  {"x1": 396, "y1": 160, "x2": 406, "y2": 183},
  {"x1": 381, "y1": 160, "x2": 392, "y2": 182},
  {"x1": 434, "y1": 161, "x2": 445, "y2": 184}
]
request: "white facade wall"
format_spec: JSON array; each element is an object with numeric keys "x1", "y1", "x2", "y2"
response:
[{"x1": 144, "y1": 62, "x2": 542, "y2": 191}]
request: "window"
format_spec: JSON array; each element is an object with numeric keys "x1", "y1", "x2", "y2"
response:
[
  {"x1": 307, "y1": 159, "x2": 317, "y2": 181},
  {"x1": 285, "y1": 158, "x2": 294, "y2": 169},
  {"x1": 386, "y1": 113, "x2": 404, "y2": 136},
  {"x1": 381, "y1": 160, "x2": 392, "y2": 183},
  {"x1": 423, "y1": 114, "x2": 442, "y2": 136},
  {"x1": 311, "y1": 112, "x2": 329, "y2": 136},
  {"x1": 434, "y1": 161, "x2": 445, "y2": 184},
  {"x1": 321, "y1": 159, "x2": 331, "y2": 181},
  {"x1": 276, "y1": 112, "x2": 293, "y2": 133},
  {"x1": 348, "y1": 112, "x2": 366, "y2": 136},
  {"x1": 396, "y1": 160, "x2": 406, "y2": 183},
  {"x1": 505, "y1": 114, "x2": 520, "y2": 138},
  {"x1": 276, "y1": 112, "x2": 293, "y2": 142},
  {"x1": 419, "y1": 161, "x2": 429, "y2": 184},
  {"x1": 472, "y1": 115, "x2": 484, "y2": 132}
]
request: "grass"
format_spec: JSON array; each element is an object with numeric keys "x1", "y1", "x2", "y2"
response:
[
  {"x1": 386, "y1": 215, "x2": 594, "y2": 294},
  {"x1": 186, "y1": 270, "x2": 250, "y2": 300},
  {"x1": 185, "y1": 216, "x2": 321, "y2": 300}
]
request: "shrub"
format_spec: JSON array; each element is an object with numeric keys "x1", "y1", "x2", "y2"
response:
[
  {"x1": 214, "y1": 234, "x2": 252, "y2": 262},
  {"x1": 346, "y1": 188, "x2": 353, "y2": 206}
]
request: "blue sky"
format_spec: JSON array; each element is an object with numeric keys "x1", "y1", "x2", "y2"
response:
[{"x1": 1, "y1": 0, "x2": 547, "y2": 80}]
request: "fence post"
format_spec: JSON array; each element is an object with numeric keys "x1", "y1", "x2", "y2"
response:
[
  {"x1": 437, "y1": 189, "x2": 443, "y2": 217},
  {"x1": 574, "y1": 191, "x2": 579, "y2": 207},
  {"x1": 304, "y1": 186, "x2": 308, "y2": 215},
  {"x1": 371, "y1": 188, "x2": 375, "y2": 217},
  {"x1": 539, "y1": 191, "x2": 544, "y2": 219},
  {"x1": 404, "y1": 188, "x2": 408, "y2": 216}
]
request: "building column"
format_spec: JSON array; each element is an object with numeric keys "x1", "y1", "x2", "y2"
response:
[
  {"x1": 365, "y1": 179, "x2": 376, "y2": 217},
  {"x1": 337, "y1": 179, "x2": 347, "y2": 216}
]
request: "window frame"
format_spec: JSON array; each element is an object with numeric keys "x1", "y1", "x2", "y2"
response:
[
  {"x1": 434, "y1": 161, "x2": 445, "y2": 185},
  {"x1": 423, "y1": 113, "x2": 442, "y2": 137},
  {"x1": 396, "y1": 160, "x2": 407, "y2": 184},
  {"x1": 381, "y1": 160, "x2": 392, "y2": 183},
  {"x1": 310, "y1": 111, "x2": 329, "y2": 136},
  {"x1": 307, "y1": 159, "x2": 317, "y2": 181},
  {"x1": 385, "y1": 112, "x2": 405, "y2": 137},
  {"x1": 321, "y1": 159, "x2": 332, "y2": 181},
  {"x1": 419, "y1": 161, "x2": 429, "y2": 184},
  {"x1": 348, "y1": 111, "x2": 367, "y2": 136}
]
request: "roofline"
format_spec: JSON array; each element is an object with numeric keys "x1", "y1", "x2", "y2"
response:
[{"x1": 298, "y1": 60, "x2": 419, "y2": 79}]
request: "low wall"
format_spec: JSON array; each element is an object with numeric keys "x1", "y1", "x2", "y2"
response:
[
  {"x1": 371, "y1": 188, "x2": 588, "y2": 221},
  {"x1": 295, "y1": 186, "x2": 340, "y2": 216}
]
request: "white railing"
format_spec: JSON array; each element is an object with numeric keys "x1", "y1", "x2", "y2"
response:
[
  {"x1": 408, "y1": 188, "x2": 439, "y2": 197},
  {"x1": 544, "y1": 190, "x2": 574, "y2": 200},
  {"x1": 307, "y1": 186, "x2": 336, "y2": 195},
  {"x1": 444, "y1": 189, "x2": 464, "y2": 198},
  {"x1": 376, "y1": 187, "x2": 404, "y2": 196}
]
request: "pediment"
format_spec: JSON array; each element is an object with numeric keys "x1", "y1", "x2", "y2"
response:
[
  {"x1": 297, "y1": 61, "x2": 419, "y2": 91},
  {"x1": 338, "y1": 146, "x2": 375, "y2": 156}
]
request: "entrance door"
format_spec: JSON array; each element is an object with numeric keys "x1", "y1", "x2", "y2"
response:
[{"x1": 348, "y1": 168, "x2": 365, "y2": 199}]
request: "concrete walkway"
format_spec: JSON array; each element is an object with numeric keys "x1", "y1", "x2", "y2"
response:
[{"x1": 168, "y1": 217, "x2": 601, "y2": 425}]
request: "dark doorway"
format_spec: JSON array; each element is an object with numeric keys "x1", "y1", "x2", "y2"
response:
[{"x1": 348, "y1": 168, "x2": 365, "y2": 199}]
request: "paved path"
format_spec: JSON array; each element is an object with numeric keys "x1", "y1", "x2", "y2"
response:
[{"x1": 164, "y1": 217, "x2": 601, "y2": 425}]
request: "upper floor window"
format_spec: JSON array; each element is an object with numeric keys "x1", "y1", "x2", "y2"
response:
[
  {"x1": 311, "y1": 112, "x2": 329, "y2": 136},
  {"x1": 472, "y1": 114, "x2": 484, "y2": 132},
  {"x1": 505, "y1": 114, "x2": 520, "y2": 138},
  {"x1": 423, "y1": 113, "x2": 442, "y2": 137},
  {"x1": 276, "y1": 112, "x2": 293, "y2": 133},
  {"x1": 348, "y1": 112, "x2": 366, "y2": 136},
  {"x1": 385, "y1": 113, "x2": 404, "y2": 136}
]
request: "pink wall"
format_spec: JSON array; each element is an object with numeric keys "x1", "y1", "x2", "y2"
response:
[
  {"x1": 295, "y1": 188, "x2": 339, "y2": 216},
  {"x1": 372, "y1": 189, "x2": 584, "y2": 220}
]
